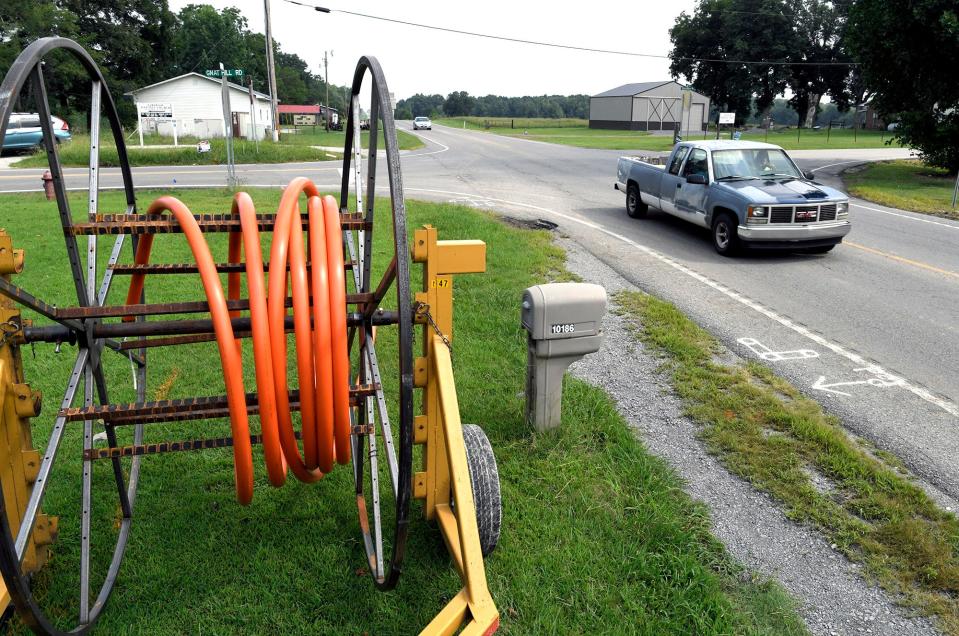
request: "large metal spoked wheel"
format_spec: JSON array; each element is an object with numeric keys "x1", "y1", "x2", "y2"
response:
[
  {"x1": 0, "y1": 37, "x2": 145, "y2": 635},
  {"x1": 339, "y1": 57, "x2": 414, "y2": 591}
]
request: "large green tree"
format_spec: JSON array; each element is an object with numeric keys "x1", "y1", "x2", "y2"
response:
[
  {"x1": 670, "y1": 0, "x2": 793, "y2": 123},
  {"x1": 846, "y1": 0, "x2": 959, "y2": 171},
  {"x1": 670, "y1": 0, "x2": 854, "y2": 126}
]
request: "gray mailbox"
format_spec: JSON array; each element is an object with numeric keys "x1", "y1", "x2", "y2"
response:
[{"x1": 521, "y1": 282, "x2": 607, "y2": 431}]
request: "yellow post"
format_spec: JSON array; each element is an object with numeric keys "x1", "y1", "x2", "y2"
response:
[
  {"x1": 411, "y1": 226, "x2": 498, "y2": 635},
  {"x1": 0, "y1": 230, "x2": 55, "y2": 611}
]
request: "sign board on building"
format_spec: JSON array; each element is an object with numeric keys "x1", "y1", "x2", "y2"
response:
[
  {"x1": 294, "y1": 114, "x2": 317, "y2": 126},
  {"x1": 205, "y1": 69, "x2": 244, "y2": 78},
  {"x1": 137, "y1": 102, "x2": 174, "y2": 119},
  {"x1": 719, "y1": 112, "x2": 736, "y2": 124}
]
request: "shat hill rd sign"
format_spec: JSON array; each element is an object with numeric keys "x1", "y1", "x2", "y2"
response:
[{"x1": 205, "y1": 69, "x2": 244, "y2": 78}]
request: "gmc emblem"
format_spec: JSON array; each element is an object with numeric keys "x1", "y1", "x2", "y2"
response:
[{"x1": 796, "y1": 210, "x2": 817, "y2": 221}]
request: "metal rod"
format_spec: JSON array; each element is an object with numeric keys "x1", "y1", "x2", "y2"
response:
[
  {"x1": 80, "y1": 78, "x2": 101, "y2": 622},
  {"x1": 61, "y1": 384, "x2": 379, "y2": 424},
  {"x1": 56, "y1": 293, "x2": 373, "y2": 319},
  {"x1": 68, "y1": 213, "x2": 370, "y2": 236},
  {"x1": 15, "y1": 350, "x2": 87, "y2": 561},
  {"x1": 33, "y1": 65, "x2": 90, "y2": 308},
  {"x1": 108, "y1": 260, "x2": 352, "y2": 275},
  {"x1": 23, "y1": 310, "x2": 400, "y2": 343}
]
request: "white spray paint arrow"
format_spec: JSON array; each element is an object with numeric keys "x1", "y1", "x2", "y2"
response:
[{"x1": 812, "y1": 366, "x2": 907, "y2": 397}]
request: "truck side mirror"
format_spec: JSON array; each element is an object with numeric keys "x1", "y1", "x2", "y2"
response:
[
  {"x1": 803, "y1": 171, "x2": 815, "y2": 181},
  {"x1": 686, "y1": 174, "x2": 707, "y2": 185}
]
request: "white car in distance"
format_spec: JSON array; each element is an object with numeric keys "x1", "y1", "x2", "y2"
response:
[{"x1": 413, "y1": 116, "x2": 432, "y2": 130}]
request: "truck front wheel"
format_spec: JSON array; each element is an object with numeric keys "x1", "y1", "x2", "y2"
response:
[
  {"x1": 712, "y1": 213, "x2": 740, "y2": 256},
  {"x1": 626, "y1": 183, "x2": 647, "y2": 219}
]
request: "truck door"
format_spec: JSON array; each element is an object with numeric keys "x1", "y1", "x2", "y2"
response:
[
  {"x1": 659, "y1": 145, "x2": 689, "y2": 215},
  {"x1": 676, "y1": 148, "x2": 710, "y2": 226}
]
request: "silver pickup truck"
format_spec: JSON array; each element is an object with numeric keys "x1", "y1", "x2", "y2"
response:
[{"x1": 614, "y1": 140, "x2": 850, "y2": 255}]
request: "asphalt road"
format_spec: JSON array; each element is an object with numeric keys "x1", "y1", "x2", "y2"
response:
[{"x1": 3, "y1": 126, "x2": 958, "y2": 503}]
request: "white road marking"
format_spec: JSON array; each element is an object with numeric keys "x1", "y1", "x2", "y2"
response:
[
  {"x1": 851, "y1": 201, "x2": 959, "y2": 231},
  {"x1": 403, "y1": 186, "x2": 959, "y2": 419},
  {"x1": 403, "y1": 135, "x2": 450, "y2": 158},
  {"x1": 738, "y1": 337, "x2": 819, "y2": 361},
  {"x1": 810, "y1": 160, "x2": 864, "y2": 171},
  {"x1": 812, "y1": 366, "x2": 907, "y2": 396}
]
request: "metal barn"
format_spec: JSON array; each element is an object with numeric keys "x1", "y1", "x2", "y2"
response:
[{"x1": 589, "y1": 81, "x2": 710, "y2": 132}]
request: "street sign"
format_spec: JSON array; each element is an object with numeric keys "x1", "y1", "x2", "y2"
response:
[
  {"x1": 719, "y1": 112, "x2": 735, "y2": 124},
  {"x1": 137, "y1": 102, "x2": 173, "y2": 119},
  {"x1": 205, "y1": 69, "x2": 244, "y2": 78},
  {"x1": 136, "y1": 102, "x2": 176, "y2": 147}
]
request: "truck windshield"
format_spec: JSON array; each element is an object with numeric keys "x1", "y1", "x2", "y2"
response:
[{"x1": 711, "y1": 149, "x2": 802, "y2": 180}]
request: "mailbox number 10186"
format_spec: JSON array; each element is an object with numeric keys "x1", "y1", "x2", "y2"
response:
[{"x1": 550, "y1": 323, "x2": 575, "y2": 335}]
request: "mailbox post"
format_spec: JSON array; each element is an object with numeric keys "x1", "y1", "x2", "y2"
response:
[{"x1": 521, "y1": 283, "x2": 607, "y2": 431}]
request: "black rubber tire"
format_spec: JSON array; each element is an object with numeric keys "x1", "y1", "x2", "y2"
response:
[
  {"x1": 804, "y1": 244, "x2": 835, "y2": 254},
  {"x1": 712, "y1": 212, "x2": 740, "y2": 256},
  {"x1": 462, "y1": 424, "x2": 501, "y2": 557},
  {"x1": 625, "y1": 182, "x2": 647, "y2": 219}
]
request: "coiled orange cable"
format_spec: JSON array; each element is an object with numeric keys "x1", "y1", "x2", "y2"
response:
[{"x1": 124, "y1": 178, "x2": 351, "y2": 504}]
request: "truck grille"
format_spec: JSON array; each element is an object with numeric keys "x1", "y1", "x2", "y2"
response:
[
  {"x1": 770, "y1": 206, "x2": 793, "y2": 223},
  {"x1": 768, "y1": 204, "x2": 840, "y2": 224}
]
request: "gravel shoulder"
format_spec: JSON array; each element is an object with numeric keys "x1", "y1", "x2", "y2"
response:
[{"x1": 558, "y1": 235, "x2": 939, "y2": 635}]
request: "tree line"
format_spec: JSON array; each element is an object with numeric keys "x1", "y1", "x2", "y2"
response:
[
  {"x1": 0, "y1": 2, "x2": 351, "y2": 128},
  {"x1": 670, "y1": 0, "x2": 957, "y2": 170},
  {"x1": 395, "y1": 92, "x2": 590, "y2": 121}
]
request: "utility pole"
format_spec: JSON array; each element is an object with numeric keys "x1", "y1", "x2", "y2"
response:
[
  {"x1": 323, "y1": 50, "x2": 332, "y2": 131},
  {"x1": 263, "y1": 0, "x2": 280, "y2": 142}
]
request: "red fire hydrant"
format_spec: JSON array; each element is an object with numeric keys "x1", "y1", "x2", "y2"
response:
[{"x1": 41, "y1": 170, "x2": 54, "y2": 201}]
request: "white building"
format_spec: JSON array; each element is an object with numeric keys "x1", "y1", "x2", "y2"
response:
[
  {"x1": 589, "y1": 81, "x2": 710, "y2": 132},
  {"x1": 126, "y1": 73, "x2": 274, "y2": 140}
]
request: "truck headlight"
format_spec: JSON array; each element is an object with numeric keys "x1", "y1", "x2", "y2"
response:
[
  {"x1": 837, "y1": 201, "x2": 849, "y2": 217},
  {"x1": 746, "y1": 205, "x2": 768, "y2": 225}
]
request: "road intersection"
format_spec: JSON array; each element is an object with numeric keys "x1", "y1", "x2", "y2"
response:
[{"x1": 3, "y1": 125, "x2": 957, "y2": 503}]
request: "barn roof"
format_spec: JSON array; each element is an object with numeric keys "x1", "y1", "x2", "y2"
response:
[
  {"x1": 592, "y1": 81, "x2": 680, "y2": 98},
  {"x1": 125, "y1": 72, "x2": 272, "y2": 100}
]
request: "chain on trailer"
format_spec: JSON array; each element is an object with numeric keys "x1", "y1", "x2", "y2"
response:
[{"x1": 0, "y1": 37, "x2": 501, "y2": 635}]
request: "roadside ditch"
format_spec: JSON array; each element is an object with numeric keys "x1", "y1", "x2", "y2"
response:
[{"x1": 558, "y1": 235, "x2": 944, "y2": 635}]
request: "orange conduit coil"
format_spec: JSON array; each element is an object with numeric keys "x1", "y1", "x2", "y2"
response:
[{"x1": 123, "y1": 178, "x2": 351, "y2": 504}]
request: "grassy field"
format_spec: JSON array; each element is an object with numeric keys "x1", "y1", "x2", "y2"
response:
[
  {"x1": 0, "y1": 188, "x2": 806, "y2": 634},
  {"x1": 435, "y1": 116, "x2": 589, "y2": 130},
  {"x1": 278, "y1": 127, "x2": 423, "y2": 151},
  {"x1": 845, "y1": 160, "x2": 959, "y2": 219},
  {"x1": 10, "y1": 128, "x2": 421, "y2": 168},
  {"x1": 11, "y1": 135, "x2": 341, "y2": 168},
  {"x1": 436, "y1": 118, "x2": 899, "y2": 151},
  {"x1": 617, "y1": 290, "x2": 959, "y2": 634}
]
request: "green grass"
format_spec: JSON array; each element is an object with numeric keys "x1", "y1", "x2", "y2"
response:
[
  {"x1": 435, "y1": 117, "x2": 589, "y2": 130},
  {"x1": 279, "y1": 127, "x2": 424, "y2": 151},
  {"x1": 12, "y1": 134, "x2": 342, "y2": 168},
  {"x1": 0, "y1": 188, "x2": 806, "y2": 634},
  {"x1": 436, "y1": 118, "x2": 900, "y2": 151},
  {"x1": 616, "y1": 290, "x2": 959, "y2": 634},
  {"x1": 845, "y1": 160, "x2": 959, "y2": 219}
]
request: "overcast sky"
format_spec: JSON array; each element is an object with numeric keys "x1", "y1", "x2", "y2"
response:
[{"x1": 169, "y1": 0, "x2": 699, "y2": 99}]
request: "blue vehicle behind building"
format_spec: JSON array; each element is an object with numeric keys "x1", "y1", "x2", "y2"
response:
[
  {"x1": 615, "y1": 140, "x2": 850, "y2": 255},
  {"x1": 2, "y1": 113, "x2": 71, "y2": 152}
]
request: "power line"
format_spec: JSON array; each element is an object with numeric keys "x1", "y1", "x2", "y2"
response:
[{"x1": 278, "y1": 0, "x2": 857, "y2": 67}]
